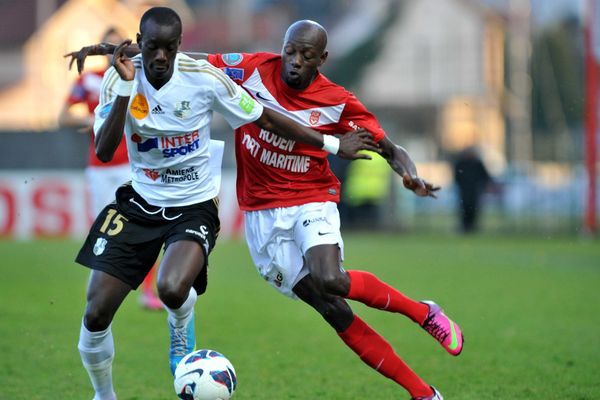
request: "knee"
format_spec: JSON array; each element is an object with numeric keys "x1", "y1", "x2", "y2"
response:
[
  {"x1": 83, "y1": 305, "x2": 113, "y2": 332},
  {"x1": 320, "y1": 271, "x2": 350, "y2": 296},
  {"x1": 157, "y1": 279, "x2": 190, "y2": 309}
]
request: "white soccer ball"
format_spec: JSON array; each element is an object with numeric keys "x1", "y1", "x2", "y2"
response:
[{"x1": 174, "y1": 349, "x2": 237, "y2": 400}]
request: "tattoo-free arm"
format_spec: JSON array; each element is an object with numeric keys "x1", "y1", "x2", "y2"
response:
[
  {"x1": 378, "y1": 136, "x2": 440, "y2": 197},
  {"x1": 254, "y1": 108, "x2": 380, "y2": 160},
  {"x1": 95, "y1": 40, "x2": 135, "y2": 162}
]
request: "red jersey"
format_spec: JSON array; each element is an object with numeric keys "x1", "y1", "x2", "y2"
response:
[
  {"x1": 208, "y1": 52, "x2": 386, "y2": 211},
  {"x1": 66, "y1": 70, "x2": 129, "y2": 167}
]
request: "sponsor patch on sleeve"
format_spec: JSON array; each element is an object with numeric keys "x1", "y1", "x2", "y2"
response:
[
  {"x1": 239, "y1": 92, "x2": 255, "y2": 114},
  {"x1": 222, "y1": 53, "x2": 243, "y2": 66},
  {"x1": 223, "y1": 67, "x2": 244, "y2": 81}
]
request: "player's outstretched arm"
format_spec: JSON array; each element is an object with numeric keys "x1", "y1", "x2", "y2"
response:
[
  {"x1": 254, "y1": 108, "x2": 379, "y2": 160},
  {"x1": 64, "y1": 42, "x2": 140, "y2": 74},
  {"x1": 65, "y1": 43, "x2": 207, "y2": 74},
  {"x1": 379, "y1": 136, "x2": 440, "y2": 198},
  {"x1": 95, "y1": 40, "x2": 135, "y2": 162}
]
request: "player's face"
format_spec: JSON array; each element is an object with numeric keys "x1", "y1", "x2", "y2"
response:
[
  {"x1": 138, "y1": 21, "x2": 181, "y2": 83},
  {"x1": 281, "y1": 37, "x2": 326, "y2": 90}
]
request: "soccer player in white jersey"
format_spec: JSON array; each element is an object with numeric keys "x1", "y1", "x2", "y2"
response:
[
  {"x1": 73, "y1": 8, "x2": 377, "y2": 400},
  {"x1": 67, "y1": 18, "x2": 462, "y2": 400},
  {"x1": 60, "y1": 27, "x2": 163, "y2": 312}
]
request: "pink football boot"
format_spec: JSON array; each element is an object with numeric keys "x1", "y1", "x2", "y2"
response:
[{"x1": 421, "y1": 301, "x2": 463, "y2": 356}]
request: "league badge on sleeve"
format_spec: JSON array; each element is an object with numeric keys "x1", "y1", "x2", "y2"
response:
[
  {"x1": 222, "y1": 53, "x2": 243, "y2": 66},
  {"x1": 98, "y1": 103, "x2": 113, "y2": 118}
]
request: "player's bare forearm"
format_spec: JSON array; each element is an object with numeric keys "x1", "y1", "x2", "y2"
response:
[
  {"x1": 379, "y1": 137, "x2": 415, "y2": 176},
  {"x1": 379, "y1": 136, "x2": 440, "y2": 197},
  {"x1": 255, "y1": 109, "x2": 379, "y2": 159},
  {"x1": 95, "y1": 97, "x2": 129, "y2": 162}
]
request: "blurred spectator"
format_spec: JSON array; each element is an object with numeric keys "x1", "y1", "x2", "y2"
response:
[
  {"x1": 58, "y1": 27, "x2": 162, "y2": 311},
  {"x1": 452, "y1": 146, "x2": 494, "y2": 233},
  {"x1": 341, "y1": 151, "x2": 391, "y2": 229}
]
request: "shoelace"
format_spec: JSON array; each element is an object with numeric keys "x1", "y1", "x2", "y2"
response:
[
  {"x1": 170, "y1": 324, "x2": 190, "y2": 355},
  {"x1": 423, "y1": 316, "x2": 449, "y2": 343}
]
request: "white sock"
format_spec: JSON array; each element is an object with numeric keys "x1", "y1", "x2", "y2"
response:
[
  {"x1": 78, "y1": 321, "x2": 117, "y2": 400},
  {"x1": 166, "y1": 287, "x2": 197, "y2": 327}
]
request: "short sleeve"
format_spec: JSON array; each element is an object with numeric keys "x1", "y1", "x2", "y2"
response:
[
  {"x1": 339, "y1": 92, "x2": 386, "y2": 142},
  {"x1": 208, "y1": 52, "x2": 277, "y2": 85},
  {"x1": 208, "y1": 65, "x2": 264, "y2": 129},
  {"x1": 93, "y1": 67, "x2": 119, "y2": 136}
]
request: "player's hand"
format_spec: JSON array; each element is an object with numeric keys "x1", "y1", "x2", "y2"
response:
[
  {"x1": 112, "y1": 40, "x2": 135, "y2": 81},
  {"x1": 337, "y1": 129, "x2": 381, "y2": 160},
  {"x1": 64, "y1": 42, "x2": 116, "y2": 74},
  {"x1": 402, "y1": 174, "x2": 440, "y2": 198}
]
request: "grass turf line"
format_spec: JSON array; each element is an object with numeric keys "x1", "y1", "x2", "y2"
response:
[{"x1": 0, "y1": 234, "x2": 598, "y2": 399}]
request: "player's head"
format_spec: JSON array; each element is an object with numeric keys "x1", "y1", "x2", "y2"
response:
[
  {"x1": 280, "y1": 20, "x2": 328, "y2": 90},
  {"x1": 102, "y1": 27, "x2": 123, "y2": 64},
  {"x1": 136, "y1": 7, "x2": 182, "y2": 83}
]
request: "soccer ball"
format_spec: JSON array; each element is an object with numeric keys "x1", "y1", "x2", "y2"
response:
[{"x1": 173, "y1": 349, "x2": 237, "y2": 400}]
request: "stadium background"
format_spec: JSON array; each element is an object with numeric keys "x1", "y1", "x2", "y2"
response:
[
  {"x1": 0, "y1": 1, "x2": 599, "y2": 399},
  {"x1": 0, "y1": 0, "x2": 597, "y2": 238}
]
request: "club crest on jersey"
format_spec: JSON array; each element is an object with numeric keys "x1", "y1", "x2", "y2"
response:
[
  {"x1": 174, "y1": 100, "x2": 192, "y2": 119},
  {"x1": 130, "y1": 94, "x2": 149, "y2": 119},
  {"x1": 222, "y1": 53, "x2": 243, "y2": 66},
  {"x1": 93, "y1": 237, "x2": 107, "y2": 256},
  {"x1": 309, "y1": 110, "x2": 321, "y2": 126},
  {"x1": 143, "y1": 168, "x2": 160, "y2": 181}
]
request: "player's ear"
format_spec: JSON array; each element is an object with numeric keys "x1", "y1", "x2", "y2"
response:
[
  {"x1": 136, "y1": 32, "x2": 142, "y2": 46},
  {"x1": 318, "y1": 50, "x2": 328, "y2": 67}
]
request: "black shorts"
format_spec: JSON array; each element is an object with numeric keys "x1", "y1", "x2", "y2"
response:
[{"x1": 76, "y1": 182, "x2": 220, "y2": 294}]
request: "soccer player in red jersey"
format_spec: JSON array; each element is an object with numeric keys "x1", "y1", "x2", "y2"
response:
[
  {"x1": 67, "y1": 20, "x2": 462, "y2": 400},
  {"x1": 208, "y1": 21, "x2": 460, "y2": 400}
]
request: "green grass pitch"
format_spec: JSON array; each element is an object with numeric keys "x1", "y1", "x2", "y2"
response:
[{"x1": 0, "y1": 233, "x2": 599, "y2": 399}]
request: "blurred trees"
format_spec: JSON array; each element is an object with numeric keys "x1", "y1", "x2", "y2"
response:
[{"x1": 530, "y1": 16, "x2": 584, "y2": 161}]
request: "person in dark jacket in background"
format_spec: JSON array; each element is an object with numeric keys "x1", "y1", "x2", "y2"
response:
[{"x1": 453, "y1": 146, "x2": 494, "y2": 233}]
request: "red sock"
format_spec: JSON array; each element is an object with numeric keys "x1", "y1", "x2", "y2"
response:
[
  {"x1": 346, "y1": 270, "x2": 428, "y2": 324},
  {"x1": 142, "y1": 265, "x2": 157, "y2": 294},
  {"x1": 338, "y1": 315, "x2": 433, "y2": 398}
]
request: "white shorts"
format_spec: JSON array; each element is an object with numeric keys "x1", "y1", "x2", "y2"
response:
[
  {"x1": 244, "y1": 201, "x2": 344, "y2": 298},
  {"x1": 85, "y1": 164, "x2": 131, "y2": 217}
]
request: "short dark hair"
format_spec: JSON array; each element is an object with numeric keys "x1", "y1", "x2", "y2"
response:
[{"x1": 140, "y1": 7, "x2": 182, "y2": 36}]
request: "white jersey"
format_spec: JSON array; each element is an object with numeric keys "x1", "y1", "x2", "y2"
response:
[{"x1": 94, "y1": 53, "x2": 263, "y2": 207}]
